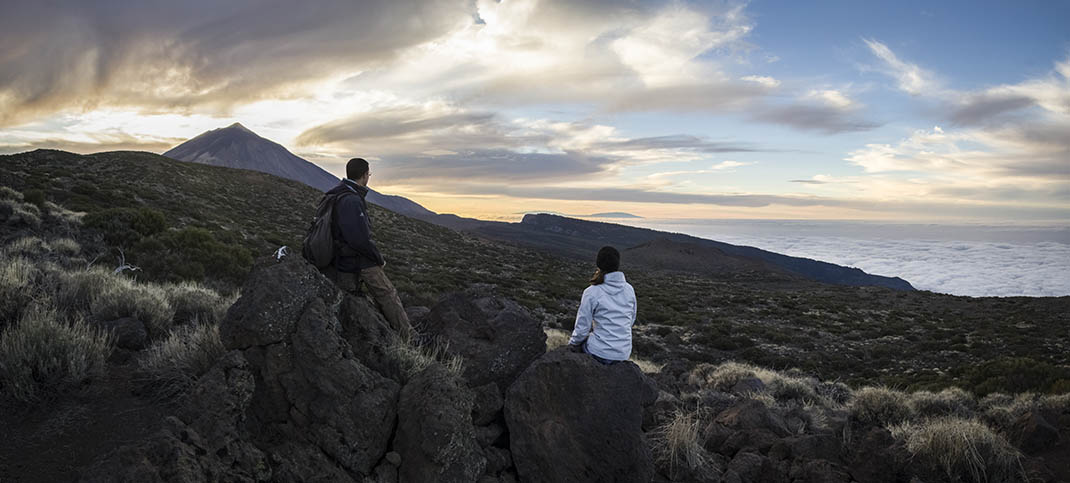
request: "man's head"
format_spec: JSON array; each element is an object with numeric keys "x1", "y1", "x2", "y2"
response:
[
  {"x1": 596, "y1": 245, "x2": 620, "y2": 273},
  {"x1": 346, "y1": 157, "x2": 371, "y2": 186}
]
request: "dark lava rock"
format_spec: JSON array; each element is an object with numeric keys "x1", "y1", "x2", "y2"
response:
[
  {"x1": 727, "y1": 451, "x2": 767, "y2": 483},
  {"x1": 715, "y1": 399, "x2": 790, "y2": 438},
  {"x1": 395, "y1": 364, "x2": 486, "y2": 483},
  {"x1": 472, "y1": 382, "x2": 504, "y2": 426},
  {"x1": 337, "y1": 294, "x2": 405, "y2": 381},
  {"x1": 100, "y1": 317, "x2": 148, "y2": 350},
  {"x1": 1012, "y1": 410, "x2": 1061, "y2": 455},
  {"x1": 420, "y1": 290, "x2": 546, "y2": 390},
  {"x1": 847, "y1": 427, "x2": 909, "y2": 483},
  {"x1": 504, "y1": 350, "x2": 657, "y2": 483}
]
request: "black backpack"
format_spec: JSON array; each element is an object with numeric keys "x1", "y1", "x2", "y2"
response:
[{"x1": 302, "y1": 192, "x2": 349, "y2": 269}]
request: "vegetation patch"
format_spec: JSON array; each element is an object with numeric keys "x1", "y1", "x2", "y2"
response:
[
  {"x1": 889, "y1": 416, "x2": 1024, "y2": 483},
  {"x1": 0, "y1": 305, "x2": 111, "y2": 403}
]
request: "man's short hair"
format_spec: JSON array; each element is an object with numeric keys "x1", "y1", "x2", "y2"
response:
[
  {"x1": 596, "y1": 246, "x2": 620, "y2": 273},
  {"x1": 346, "y1": 158, "x2": 369, "y2": 180}
]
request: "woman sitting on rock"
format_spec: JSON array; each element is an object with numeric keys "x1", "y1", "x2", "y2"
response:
[{"x1": 567, "y1": 246, "x2": 638, "y2": 365}]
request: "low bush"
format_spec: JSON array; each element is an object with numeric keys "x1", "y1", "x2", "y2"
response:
[
  {"x1": 889, "y1": 416, "x2": 1024, "y2": 483},
  {"x1": 0, "y1": 256, "x2": 38, "y2": 325},
  {"x1": 164, "y1": 281, "x2": 230, "y2": 325},
  {"x1": 55, "y1": 268, "x2": 117, "y2": 312},
  {"x1": 849, "y1": 386, "x2": 915, "y2": 426},
  {"x1": 0, "y1": 306, "x2": 111, "y2": 403},
  {"x1": 908, "y1": 387, "x2": 976, "y2": 419},
  {"x1": 630, "y1": 355, "x2": 665, "y2": 375},
  {"x1": 136, "y1": 324, "x2": 224, "y2": 399},
  {"x1": 90, "y1": 281, "x2": 175, "y2": 338},
  {"x1": 1, "y1": 198, "x2": 42, "y2": 228}
]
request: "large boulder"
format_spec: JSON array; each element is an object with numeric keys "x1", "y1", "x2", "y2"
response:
[
  {"x1": 420, "y1": 290, "x2": 546, "y2": 391},
  {"x1": 86, "y1": 257, "x2": 404, "y2": 481},
  {"x1": 504, "y1": 350, "x2": 658, "y2": 483},
  {"x1": 395, "y1": 364, "x2": 486, "y2": 483}
]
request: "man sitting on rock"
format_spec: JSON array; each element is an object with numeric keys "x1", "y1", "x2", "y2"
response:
[
  {"x1": 567, "y1": 246, "x2": 637, "y2": 364},
  {"x1": 323, "y1": 157, "x2": 413, "y2": 340}
]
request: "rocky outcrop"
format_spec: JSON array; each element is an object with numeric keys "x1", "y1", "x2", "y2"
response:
[
  {"x1": 505, "y1": 350, "x2": 658, "y2": 483},
  {"x1": 419, "y1": 289, "x2": 546, "y2": 392},
  {"x1": 395, "y1": 364, "x2": 486, "y2": 482}
]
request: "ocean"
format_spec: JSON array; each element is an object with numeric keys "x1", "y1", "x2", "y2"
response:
[{"x1": 623, "y1": 219, "x2": 1070, "y2": 298}]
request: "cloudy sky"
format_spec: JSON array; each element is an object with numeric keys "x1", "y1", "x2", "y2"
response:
[{"x1": 2, "y1": 0, "x2": 1068, "y2": 222}]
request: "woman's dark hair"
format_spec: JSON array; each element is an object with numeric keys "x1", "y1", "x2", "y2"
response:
[
  {"x1": 346, "y1": 157, "x2": 369, "y2": 179},
  {"x1": 590, "y1": 246, "x2": 620, "y2": 285}
]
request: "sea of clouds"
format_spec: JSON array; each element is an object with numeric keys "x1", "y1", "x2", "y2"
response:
[{"x1": 629, "y1": 220, "x2": 1070, "y2": 297}]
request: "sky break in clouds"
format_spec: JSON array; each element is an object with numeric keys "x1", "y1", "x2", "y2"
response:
[{"x1": 0, "y1": 0, "x2": 1068, "y2": 223}]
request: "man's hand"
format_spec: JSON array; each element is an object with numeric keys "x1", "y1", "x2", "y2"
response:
[{"x1": 567, "y1": 342, "x2": 585, "y2": 353}]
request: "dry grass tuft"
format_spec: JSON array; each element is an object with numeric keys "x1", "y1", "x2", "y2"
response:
[
  {"x1": 91, "y1": 280, "x2": 175, "y2": 338},
  {"x1": 0, "y1": 256, "x2": 39, "y2": 324},
  {"x1": 136, "y1": 324, "x2": 225, "y2": 399},
  {"x1": 689, "y1": 361, "x2": 825, "y2": 405},
  {"x1": 0, "y1": 305, "x2": 111, "y2": 403},
  {"x1": 650, "y1": 409, "x2": 719, "y2": 478},
  {"x1": 164, "y1": 281, "x2": 231, "y2": 325},
  {"x1": 55, "y1": 267, "x2": 117, "y2": 312},
  {"x1": 630, "y1": 355, "x2": 664, "y2": 374},
  {"x1": 909, "y1": 387, "x2": 976, "y2": 419},
  {"x1": 544, "y1": 327, "x2": 571, "y2": 351},
  {"x1": 390, "y1": 337, "x2": 465, "y2": 382},
  {"x1": 850, "y1": 386, "x2": 915, "y2": 426},
  {"x1": 889, "y1": 416, "x2": 1024, "y2": 483}
]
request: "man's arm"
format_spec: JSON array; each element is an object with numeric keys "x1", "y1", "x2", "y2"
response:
[
  {"x1": 568, "y1": 287, "x2": 596, "y2": 347},
  {"x1": 337, "y1": 196, "x2": 384, "y2": 265}
]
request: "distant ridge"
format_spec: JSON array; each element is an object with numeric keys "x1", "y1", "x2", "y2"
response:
[{"x1": 164, "y1": 123, "x2": 435, "y2": 218}]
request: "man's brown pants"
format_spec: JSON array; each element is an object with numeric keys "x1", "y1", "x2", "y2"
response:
[{"x1": 325, "y1": 265, "x2": 413, "y2": 340}]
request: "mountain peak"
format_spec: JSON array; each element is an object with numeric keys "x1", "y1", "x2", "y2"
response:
[{"x1": 224, "y1": 122, "x2": 254, "y2": 134}]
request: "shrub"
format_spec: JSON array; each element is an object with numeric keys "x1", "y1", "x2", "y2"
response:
[
  {"x1": 22, "y1": 189, "x2": 45, "y2": 207},
  {"x1": 0, "y1": 186, "x2": 22, "y2": 201},
  {"x1": 889, "y1": 417, "x2": 1024, "y2": 483},
  {"x1": 0, "y1": 306, "x2": 111, "y2": 403},
  {"x1": 0, "y1": 256, "x2": 38, "y2": 325},
  {"x1": 5, "y1": 236, "x2": 49, "y2": 257},
  {"x1": 56, "y1": 267, "x2": 118, "y2": 313},
  {"x1": 849, "y1": 386, "x2": 915, "y2": 426},
  {"x1": 909, "y1": 387, "x2": 976, "y2": 419},
  {"x1": 688, "y1": 361, "x2": 824, "y2": 405},
  {"x1": 1, "y1": 198, "x2": 41, "y2": 228},
  {"x1": 48, "y1": 238, "x2": 81, "y2": 258},
  {"x1": 962, "y1": 356, "x2": 1070, "y2": 395},
  {"x1": 136, "y1": 324, "x2": 224, "y2": 399},
  {"x1": 650, "y1": 409, "x2": 719, "y2": 479},
  {"x1": 90, "y1": 281, "x2": 175, "y2": 338},
  {"x1": 83, "y1": 207, "x2": 166, "y2": 247},
  {"x1": 164, "y1": 281, "x2": 229, "y2": 325},
  {"x1": 978, "y1": 392, "x2": 1037, "y2": 431}
]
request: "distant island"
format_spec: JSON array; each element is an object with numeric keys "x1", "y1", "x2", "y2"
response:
[
  {"x1": 513, "y1": 211, "x2": 643, "y2": 219},
  {"x1": 583, "y1": 212, "x2": 644, "y2": 219}
]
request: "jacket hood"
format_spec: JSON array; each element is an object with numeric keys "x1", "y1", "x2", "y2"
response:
[
  {"x1": 327, "y1": 179, "x2": 368, "y2": 198},
  {"x1": 599, "y1": 271, "x2": 627, "y2": 295}
]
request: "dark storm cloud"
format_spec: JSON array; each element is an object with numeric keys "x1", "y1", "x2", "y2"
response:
[
  {"x1": 0, "y1": 0, "x2": 469, "y2": 125},
  {"x1": 297, "y1": 108, "x2": 500, "y2": 144}
]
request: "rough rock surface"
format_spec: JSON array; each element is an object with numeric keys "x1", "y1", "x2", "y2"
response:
[
  {"x1": 505, "y1": 349, "x2": 658, "y2": 483},
  {"x1": 84, "y1": 257, "x2": 403, "y2": 481},
  {"x1": 395, "y1": 364, "x2": 486, "y2": 483},
  {"x1": 420, "y1": 290, "x2": 546, "y2": 390}
]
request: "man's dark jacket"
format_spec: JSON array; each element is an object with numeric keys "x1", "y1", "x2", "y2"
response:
[{"x1": 328, "y1": 179, "x2": 384, "y2": 272}]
